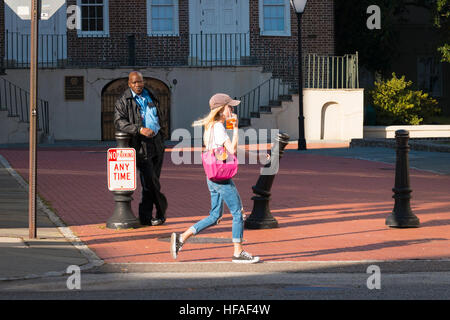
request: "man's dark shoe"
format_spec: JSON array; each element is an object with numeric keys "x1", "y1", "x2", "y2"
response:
[
  {"x1": 139, "y1": 216, "x2": 153, "y2": 226},
  {"x1": 151, "y1": 217, "x2": 165, "y2": 226}
]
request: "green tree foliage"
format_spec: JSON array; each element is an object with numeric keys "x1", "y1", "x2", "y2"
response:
[
  {"x1": 335, "y1": 0, "x2": 449, "y2": 72},
  {"x1": 371, "y1": 73, "x2": 441, "y2": 125},
  {"x1": 434, "y1": 0, "x2": 450, "y2": 62},
  {"x1": 335, "y1": 0, "x2": 406, "y2": 76}
]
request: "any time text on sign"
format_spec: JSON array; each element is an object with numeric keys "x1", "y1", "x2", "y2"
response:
[{"x1": 107, "y1": 148, "x2": 136, "y2": 191}]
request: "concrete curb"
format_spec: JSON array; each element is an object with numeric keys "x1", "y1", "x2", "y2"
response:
[
  {"x1": 91, "y1": 259, "x2": 450, "y2": 274},
  {"x1": 0, "y1": 154, "x2": 104, "y2": 281},
  {"x1": 351, "y1": 138, "x2": 450, "y2": 153}
]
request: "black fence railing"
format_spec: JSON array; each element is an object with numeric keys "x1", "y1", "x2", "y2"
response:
[
  {"x1": 5, "y1": 30, "x2": 67, "y2": 68},
  {"x1": 0, "y1": 77, "x2": 49, "y2": 135},
  {"x1": 189, "y1": 32, "x2": 251, "y2": 66},
  {"x1": 3, "y1": 31, "x2": 359, "y2": 88},
  {"x1": 237, "y1": 77, "x2": 291, "y2": 123},
  {"x1": 3, "y1": 31, "x2": 254, "y2": 68}
]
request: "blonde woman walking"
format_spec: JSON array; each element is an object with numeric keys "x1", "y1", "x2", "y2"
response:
[{"x1": 170, "y1": 93, "x2": 260, "y2": 263}]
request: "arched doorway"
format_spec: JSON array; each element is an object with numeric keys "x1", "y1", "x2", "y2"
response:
[
  {"x1": 101, "y1": 77, "x2": 171, "y2": 141},
  {"x1": 320, "y1": 102, "x2": 341, "y2": 140}
]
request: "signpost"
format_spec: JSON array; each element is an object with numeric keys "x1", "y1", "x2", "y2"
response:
[
  {"x1": 4, "y1": 0, "x2": 67, "y2": 238},
  {"x1": 107, "y1": 148, "x2": 137, "y2": 192},
  {"x1": 106, "y1": 146, "x2": 139, "y2": 229},
  {"x1": 28, "y1": 0, "x2": 39, "y2": 239}
]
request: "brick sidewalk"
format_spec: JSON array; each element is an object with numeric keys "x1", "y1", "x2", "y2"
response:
[{"x1": 1, "y1": 146, "x2": 449, "y2": 264}]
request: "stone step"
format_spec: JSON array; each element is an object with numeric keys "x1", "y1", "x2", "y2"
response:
[
  {"x1": 278, "y1": 94, "x2": 293, "y2": 101},
  {"x1": 259, "y1": 106, "x2": 272, "y2": 113},
  {"x1": 268, "y1": 100, "x2": 281, "y2": 106},
  {"x1": 238, "y1": 118, "x2": 251, "y2": 127}
]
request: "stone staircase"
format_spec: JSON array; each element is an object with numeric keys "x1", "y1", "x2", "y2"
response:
[
  {"x1": 0, "y1": 77, "x2": 49, "y2": 144},
  {"x1": 0, "y1": 108, "x2": 35, "y2": 144},
  {"x1": 237, "y1": 77, "x2": 294, "y2": 129},
  {"x1": 237, "y1": 52, "x2": 360, "y2": 132},
  {"x1": 249, "y1": 95, "x2": 294, "y2": 119}
]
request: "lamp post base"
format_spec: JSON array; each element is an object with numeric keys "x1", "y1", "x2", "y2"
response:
[
  {"x1": 244, "y1": 196, "x2": 279, "y2": 229},
  {"x1": 106, "y1": 191, "x2": 140, "y2": 229},
  {"x1": 385, "y1": 214, "x2": 420, "y2": 228},
  {"x1": 297, "y1": 139, "x2": 307, "y2": 150}
]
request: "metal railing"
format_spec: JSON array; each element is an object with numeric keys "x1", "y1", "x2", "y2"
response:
[
  {"x1": 3, "y1": 31, "x2": 253, "y2": 68},
  {"x1": 237, "y1": 53, "x2": 360, "y2": 123},
  {"x1": 237, "y1": 77, "x2": 291, "y2": 122},
  {"x1": 4, "y1": 30, "x2": 67, "y2": 68},
  {"x1": 189, "y1": 32, "x2": 251, "y2": 66},
  {"x1": 3, "y1": 31, "x2": 359, "y2": 89},
  {"x1": 304, "y1": 53, "x2": 359, "y2": 89},
  {"x1": 252, "y1": 52, "x2": 359, "y2": 90},
  {"x1": 0, "y1": 77, "x2": 49, "y2": 135}
]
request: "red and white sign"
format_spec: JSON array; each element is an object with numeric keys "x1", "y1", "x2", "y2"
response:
[{"x1": 107, "y1": 148, "x2": 136, "y2": 191}]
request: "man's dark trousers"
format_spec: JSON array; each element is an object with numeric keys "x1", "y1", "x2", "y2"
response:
[{"x1": 138, "y1": 132, "x2": 167, "y2": 225}]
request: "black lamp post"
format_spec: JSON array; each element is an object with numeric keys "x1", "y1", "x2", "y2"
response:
[{"x1": 290, "y1": 0, "x2": 307, "y2": 150}]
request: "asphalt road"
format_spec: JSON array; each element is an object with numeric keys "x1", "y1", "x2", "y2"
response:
[{"x1": 0, "y1": 271, "x2": 449, "y2": 300}]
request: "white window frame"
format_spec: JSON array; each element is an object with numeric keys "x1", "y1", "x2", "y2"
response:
[
  {"x1": 147, "y1": 0, "x2": 179, "y2": 36},
  {"x1": 76, "y1": 0, "x2": 110, "y2": 37},
  {"x1": 259, "y1": 0, "x2": 291, "y2": 36}
]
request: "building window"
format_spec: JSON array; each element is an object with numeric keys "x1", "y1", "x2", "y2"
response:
[
  {"x1": 77, "y1": 0, "x2": 109, "y2": 36},
  {"x1": 417, "y1": 56, "x2": 442, "y2": 97},
  {"x1": 147, "y1": 0, "x2": 179, "y2": 36},
  {"x1": 259, "y1": 0, "x2": 291, "y2": 36}
]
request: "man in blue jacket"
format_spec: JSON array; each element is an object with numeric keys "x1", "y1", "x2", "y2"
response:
[{"x1": 114, "y1": 71, "x2": 168, "y2": 226}]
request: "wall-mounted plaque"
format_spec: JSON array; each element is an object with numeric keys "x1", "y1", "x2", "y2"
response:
[{"x1": 65, "y1": 76, "x2": 84, "y2": 100}]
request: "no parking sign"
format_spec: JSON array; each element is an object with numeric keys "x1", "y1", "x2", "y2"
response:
[{"x1": 107, "y1": 148, "x2": 136, "y2": 191}]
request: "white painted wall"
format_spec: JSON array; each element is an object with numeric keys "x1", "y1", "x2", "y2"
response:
[
  {"x1": 249, "y1": 89, "x2": 365, "y2": 142},
  {"x1": 2, "y1": 66, "x2": 270, "y2": 141},
  {"x1": 364, "y1": 125, "x2": 450, "y2": 138}
]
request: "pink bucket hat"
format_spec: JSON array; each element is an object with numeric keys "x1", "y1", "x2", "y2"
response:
[{"x1": 209, "y1": 93, "x2": 241, "y2": 110}]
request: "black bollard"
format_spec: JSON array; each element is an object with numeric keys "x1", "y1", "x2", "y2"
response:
[
  {"x1": 106, "y1": 132, "x2": 140, "y2": 229},
  {"x1": 386, "y1": 129, "x2": 420, "y2": 228},
  {"x1": 245, "y1": 132, "x2": 290, "y2": 229}
]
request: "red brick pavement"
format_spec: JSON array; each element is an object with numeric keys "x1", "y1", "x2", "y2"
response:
[{"x1": 1, "y1": 146, "x2": 449, "y2": 263}]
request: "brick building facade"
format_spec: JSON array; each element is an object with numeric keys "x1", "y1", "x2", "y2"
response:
[
  {"x1": 63, "y1": 0, "x2": 335, "y2": 72},
  {"x1": 2, "y1": 0, "x2": 335, "y2": 83},
  {"x1": 1, "y1": 0, "x2": 343, "y2": 142}
]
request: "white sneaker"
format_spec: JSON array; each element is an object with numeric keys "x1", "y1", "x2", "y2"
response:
[
  {"x1": 170, "y1": 233, "x2": 183, "y2": 259},
  {"x1": 232, "y1": 250, "x2": 260, "y2": 264}
]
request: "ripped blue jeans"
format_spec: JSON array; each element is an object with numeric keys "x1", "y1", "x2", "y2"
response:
[{"x1": 190, "y1": 178, "x2": 244, "y2": 243}]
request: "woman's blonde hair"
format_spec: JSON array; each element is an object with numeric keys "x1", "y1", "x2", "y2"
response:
[{"x1": 192, "y1": 105, "x2": 226, "y2": 144}]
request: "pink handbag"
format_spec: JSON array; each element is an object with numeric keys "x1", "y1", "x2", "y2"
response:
[{"x1": 202, "y1": 126, "x2": 238, "y2": 181}]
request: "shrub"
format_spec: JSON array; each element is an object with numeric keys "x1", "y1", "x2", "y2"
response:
[{"x1": 370, "y1": 73, "x2": 441, "y2": 125}]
